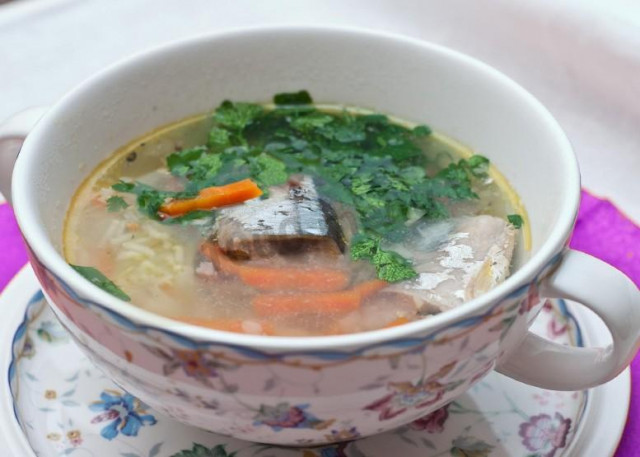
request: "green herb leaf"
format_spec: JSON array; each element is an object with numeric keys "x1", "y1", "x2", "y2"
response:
[
  {"x1": 435, "y1": 160, "x2": 479, "y2": 200},
  {"x1": 413, "y1": 124, "x2": 432, "y2": 136},
  {"x1": 163, "y1": 210, "x2": 214, "y2": 225},
  {"x1": 111, "y1": 180, "x2": 135, "y2": 192},
  {"x1": 70, "y1": 265, "x2": 130, "y2": 301},
  {"x1": 249, "y1": 153, "x2": 288, "y2": 189},
  {"x1": 374, "y1": 249, "x2": 418, "y2": 282},
  {"x1": 106, "y1": 196, "x2": 129, "y2": 212},
  {"x1": 325, "y1": 121, "x2": 366, "y2": 143},
  {"x1": 358, "y1": 114, "x2": 389, "y2": 125},
  {"x1": 207, "y1": 127, "x2": 231, "y2": 149},
  {"x1": 112, "y1": 181, "x2": 195, "y2": 220},
  {"x1": 467, "y1": 154, "x2": 490, "y2": 177},
  {"x1": 112, "y1": 92, "x2": 494, "y2": 282},
  {"x1": 136, "y1": 189, "x2": 170, "y2": 219},
  {"x1": 183, "y1": 154, "x2": 223, "y2": 188},
  {"x1": 290, "y1": 112, "x2": 334, "y2": 132},
  {"x1": 350, "y1": 234, "x2": 379, "y2": 260},
  {"x1": 214, "y1": 101, "x2": 264, "y2": 131},
  {"x1": 507, "y1": 214, "x2": 524, "y2": 228},
  {"x1": 350, "y1": 235, "x2": 418, "y2": 282},
  {"x1": 273, "y1": 90, "x2": 313, "y2": 105},
  {"x1": 167, "y1": 147, "x2": 207, "y2": 177}
]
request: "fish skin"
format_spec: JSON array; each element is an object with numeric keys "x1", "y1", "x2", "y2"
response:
[{"x1": 214, "y1": 175, "x2": 346, "y2": 259}]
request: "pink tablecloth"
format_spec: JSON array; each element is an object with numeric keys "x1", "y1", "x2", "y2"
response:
[{"x1": 1, "y1": 191, "x2": 639, "y2": 454}]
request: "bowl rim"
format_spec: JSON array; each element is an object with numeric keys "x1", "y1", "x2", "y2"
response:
[{"x1": 12, "y1": 24, "x2": 580, "y2": 351}]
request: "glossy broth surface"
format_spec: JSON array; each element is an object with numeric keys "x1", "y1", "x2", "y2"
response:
[{"x1": 65, "y1": 97, "x2": 528, "y2": 336}]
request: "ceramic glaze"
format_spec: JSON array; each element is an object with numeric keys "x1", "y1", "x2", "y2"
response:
[
  {"x1": 26, "y1": 246, "x2": 554, "y2": 444},
  {"x1": 9, "y1": 284, "x2": 594, "y2": 456}
]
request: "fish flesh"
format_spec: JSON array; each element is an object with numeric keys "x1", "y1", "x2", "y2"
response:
[
  {"x1": 213, "y1": 175, "x2": 347, "y2": 260},
  {"x1": 387, "y1": 215, "x2": 516, "y2": 313},
  {"x1": 336, "y1": 215, "x2": 516, "y2": 332}
]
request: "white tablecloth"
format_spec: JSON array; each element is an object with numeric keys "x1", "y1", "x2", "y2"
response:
[{"x1": 2, "y1": 0, "x2": 639, "y2": 221}]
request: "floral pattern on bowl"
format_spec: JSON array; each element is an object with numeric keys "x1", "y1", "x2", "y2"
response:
[
  {"x1": 10, "y1": 291, "x2": 588, "y2": 456},
  {"x1": 24, "y1": 246, "x2": 563, "y2": 444}
]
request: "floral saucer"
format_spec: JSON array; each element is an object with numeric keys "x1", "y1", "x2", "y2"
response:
[{"x1": 0, "y1": 267, "x2": 630, "y2": 457}]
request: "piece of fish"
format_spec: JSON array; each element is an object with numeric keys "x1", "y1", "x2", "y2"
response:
[
  {"x1": 336, "y1": 215, "x2": 516, "y2": 332},
  {"x1": 214, "y1": 175, "x2": 347, "y2": 260},
  {"x1": 388, "y1": 215, "x2": 516, "y2": 312}
]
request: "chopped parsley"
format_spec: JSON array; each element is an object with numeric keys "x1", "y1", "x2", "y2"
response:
[
  {"x1": 273, "y1": 90, "x2": 313, "y2": 105},
  {"x1": 163, "y1": 210, "x2": 215, "y2": 225},
  {"x1": 111, "y1": 180, "x2": 201, "y2": 222},
  {"x1": 106, "y1": 196, "x2": 128, "y2": 212},
  {"x1": 214, "y1": 101, "x2": 264, "y2": 132},
  {"x1": 351, "y1": 234, "x2": 417, "y2": 282},
  {"x1": 249, "y1": 153, "x2": 288, "y2": 189},
  {"x1": 412, "y1": 124, "x2": 432, "y2": 136},
  {"x1": 508, "y1": 214, "x2": 524, "y2": 229},
  {"x1": 70, "y1": 265, "x2": 130, "y2": 301},
  {"x1": 110, "y1": 91, "x2": 491, "y2": 282}
]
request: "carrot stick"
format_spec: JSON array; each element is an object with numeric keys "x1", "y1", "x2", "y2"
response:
[
  {"x1": 384, "y1": 317, "x2": 410, "y2": 328},
  {"x1": 252, "y1": 279, "x2": 388, "y2": 316},
  {"x1": 238, "y1": 267, "x2": 349, "y2": 292},
  {"x1": 202, "y1": 243, "x2": 350, "y2": 292},
  {"x1": 200, "y1": 243, "x2": 240, "y2": 276},
  {"x1": 95, "y1": 250, "x2": 115, "y2": 277},
  {"x1": 160, "y1": 178, "x2": 262, "y2": 216},
  {"x1": 352, "y1": 279, "x2": 388, "y2": 298},
  {"x1": 173, "y1": 316, "x2": 274, "y2": 335},
  {"x1": 253, "y1": 290, "x2": 362, "y2": 316}
]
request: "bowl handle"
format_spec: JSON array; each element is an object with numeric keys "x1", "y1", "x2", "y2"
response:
[
  {"x1": 0, "y1": 107, "x2": 49, "y2": 204},
  {"x1": 497, "y1": 249, "x2": 640, "y2": 390}
]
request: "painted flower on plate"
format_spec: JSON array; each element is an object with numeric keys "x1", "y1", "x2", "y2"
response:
[
  {"x1": 253, "y1": 402, "x2": 334, "y2": 431},
  {"x1": 66, "y1": 429, "x2": 83, "y2": 447},
  {"x1": 90, "y1": 389, "x2": 157, "y2": 440},
  {"x1": 324, "y1": 426, "x2": 360, "y2": 442},
  {"x1": 519, "y1": 412, "x2": 571, "y2": 457},
  {"x1": 319, "y1": 443, "x2": 349, "y2": 457},
  {"x1": 170, "y1": 444, "x2": 236, "y2": 457},
  {"x1": 21, "y1": 335, "x2": 35, "y2": 359},
  {"x1": 450, "y1": 436, "x2": 494, "y2": 457},
  {"x1": 410, "y1": 404, "x2": 450, "y2": 433},
  {"x1": 44, "y1": 389, "x2": 57, "y2": 400},
  {"x1": 37, "y1": 320, "x2": 70, "y2": 343}
]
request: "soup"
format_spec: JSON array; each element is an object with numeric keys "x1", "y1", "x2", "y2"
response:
[{"x1": 64, "y1": 91, "x2": 528, "y2": 336}]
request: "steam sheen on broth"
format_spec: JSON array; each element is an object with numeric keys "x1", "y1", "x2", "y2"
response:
[{"x1": 64, "y1": 91, "x2": 528, "y2": 336}]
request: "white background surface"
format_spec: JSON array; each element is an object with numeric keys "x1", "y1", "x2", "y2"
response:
[{"x1": 1, "y1": 0, "x2": 639, "y2": 222}]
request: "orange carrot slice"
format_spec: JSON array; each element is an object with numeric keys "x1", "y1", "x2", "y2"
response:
[
  {"x1": 252, "y1": 279, "x2": 388, "y2": 316},
  {"x1": 201, "y1": 243, "x2": 240, "y2": 276},
  {"x1": 384, "y1": 317, "x2": 410, "y2": 328},
  {"x1": 238, "y1": 267, "x2": 349, "y2": 292},
  {"x1": 253, "y1": 290, "x2": 362, "y2": 316},
  {"x1": 160, "y1": 178, "x2": 262, "y2": 216},
  {"x1": 352, "y1": 279, "x2": 388, "y2": 298},
  {"x1": 201, "y1": 243, "x2": 350, "y2": 292}
]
